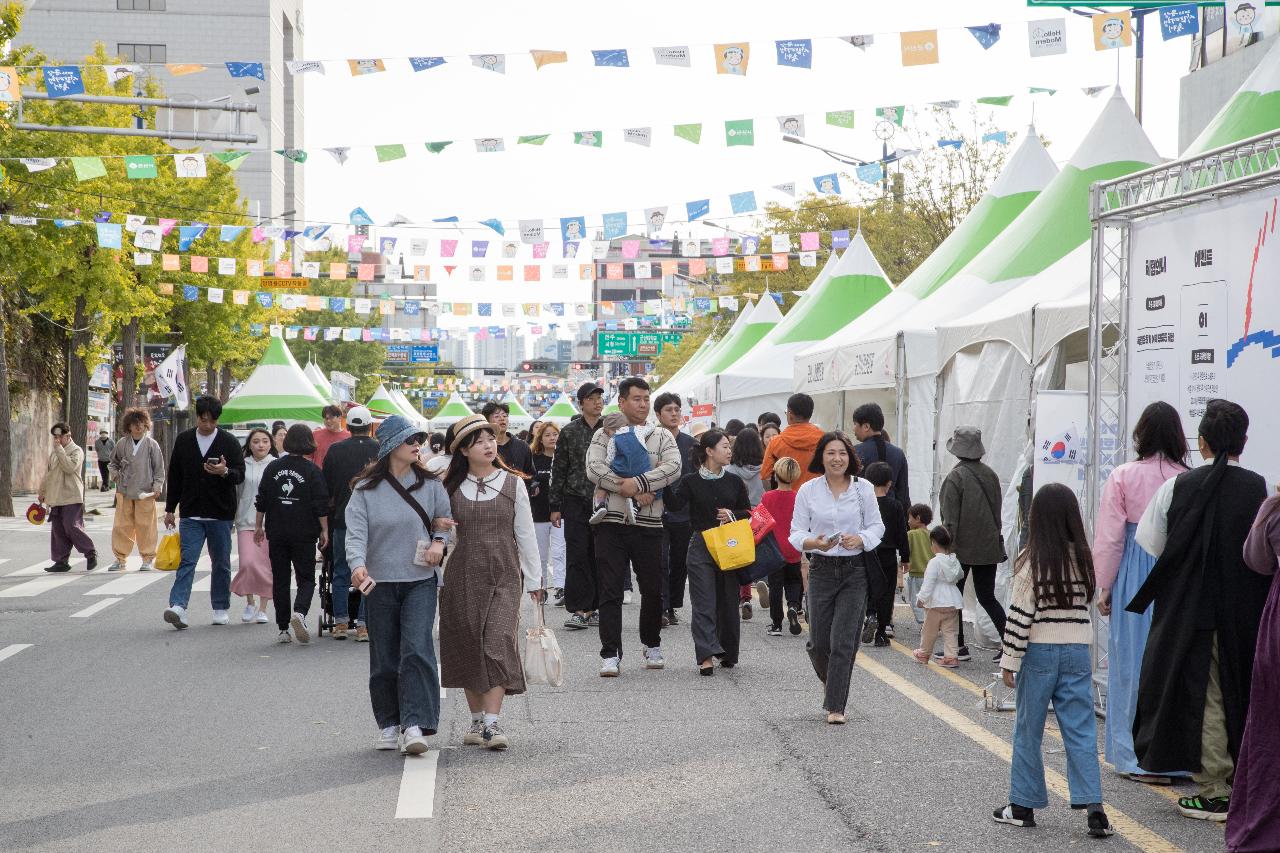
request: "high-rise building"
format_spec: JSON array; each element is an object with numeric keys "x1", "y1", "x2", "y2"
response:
[{"x1": 18, "y1": 0, "x2": 305, "y2": 223}]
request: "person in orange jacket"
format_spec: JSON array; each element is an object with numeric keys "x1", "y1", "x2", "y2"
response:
[{"x1": 760, "y1": 393, "x2": 826, "y2": 489}]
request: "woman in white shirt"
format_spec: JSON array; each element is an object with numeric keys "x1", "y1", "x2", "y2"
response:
[
  {"x1": 789, "y1": 431, "x2": 885, "y2": 724},
  {"x1": 438, "y1": 415, "x2": 543, "y2": 752},
  {"x1": 231, "y1": 429, "x2": 276, "y2": 623}
]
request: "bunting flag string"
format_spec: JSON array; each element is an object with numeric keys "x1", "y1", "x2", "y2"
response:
[{"x1": 5, "y1": 13, "x2": 1143, "y2": 78}]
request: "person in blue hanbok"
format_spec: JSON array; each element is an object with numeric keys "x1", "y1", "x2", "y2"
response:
[{"x1": 1093, "y1": 402, "x2": 1188, "y2": 785}]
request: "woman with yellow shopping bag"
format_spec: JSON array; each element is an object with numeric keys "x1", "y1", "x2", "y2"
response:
[
  {"x1": 663, "y1": 429, "x2": 752, "y2": 675},
  {"x1": 789, "y1": 432, "x2": 885, "y2": 725}
]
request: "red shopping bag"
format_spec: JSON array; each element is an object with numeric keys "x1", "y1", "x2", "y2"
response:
[{"x1": 749, "y1": 503, "x2": 775, "y2": 544}]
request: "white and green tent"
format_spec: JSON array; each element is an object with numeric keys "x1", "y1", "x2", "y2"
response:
[
  {"x1": 218, "y1": 335, "x2": 331, "y2": 425},
  {"x1": 682, "y1": 296, "x2": 784, "y2": 407},
  {"x1": 541, "y1": 392, "x2": 579, "y2": 427},
  {"x1": 428, "y1": 392, "x2": 475, "y2": 430},
  {"x1": 391, "y1": 388, "x2": 428, "y2": 425},
  {"x1": 366, "y1": 383, "x2": 410, "y2": 420},
  {"x1": 657, "y1": 299, "x2": 758, "y2": 403},
  {"x1": 717, "y1": 232, "x2": 892, "y2": 422},
  {"x1": 1185, "y1": 38, "x2": 1280, "y2": 155},
  {"x1": 501, "y1": 392, "x2": 535, "y2": 431},
  {"x1": 303, "y1": 361, "x2": 333, "y2": 402}
]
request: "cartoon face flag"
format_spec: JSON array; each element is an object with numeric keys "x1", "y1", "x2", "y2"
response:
[
  {"x1": 134, "y1": 225, "x2": 163, "y2": 251},
  {"x1": 1093, "y1": 11, "x2": 1133, "y2": 50},
  {"x1": 173, "y1": 154, "x2": 207, "y2": 178},
  {"x1": 574, "y1": 131, "x2": 602, "y2": 147},
  {"x1": 645, "y1": 207, "x2": 667, "y2": 236},
  {"x1": 104, "y1": 64, "x2": 143, "y2": 85},
  {"x1": 813, "y1": 173, "x2": 841, "y2": 194},
  {"x1": 519, "y1": 219, "x2": 544, "y2": 244},
  {"x1": 502, "y1": 241, "x2": 519, "y2": 258},
  {"x1": 715, "y1": 43, "x2": 750, "y2": 75},
  {"x1": 560, "y1": 216, "x2": 586, "y2": 243},
  {"x1": 471, "y1": 53, "x2": 506, "y2": 74},
  {"x1": 840, "y1": 35, "x2": 875, "y2": 50},
  {"x1": 562, "y1": 241, "x2": 579, "y2": 258},
  {"x1": 777, "y1": 115, "x2": 805, "y2": 138},
  {"x1": 474, "y1": 138, "x2": 505, "y2": 153},
  {"x1": 347, "y1": 58, "x2": 386, "y2": 76}
]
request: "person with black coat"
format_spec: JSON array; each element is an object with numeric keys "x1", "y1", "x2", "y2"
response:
[
  {"x1": 256, "y1": 424, "x2": 330, "y2": 644},
  {"x1": 851, "y1": 402, "x2": 910, "y2": 509},
  {"x1": 664, "y1": 429, "x2": 752, "y2": 675},
  {"x1": 322, "y1": 405, "x2": 380, "y2": 640},
  {"x1": 162, "y1": 396, "x2": 247, "y2": 631},
  {"x1": 863, "y1": 462, "x2": 909, "y2": 647}
]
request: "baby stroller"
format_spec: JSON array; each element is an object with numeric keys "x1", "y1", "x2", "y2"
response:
[{"x1": 317, "y1": 545, "x2": 360, "y2": 637}]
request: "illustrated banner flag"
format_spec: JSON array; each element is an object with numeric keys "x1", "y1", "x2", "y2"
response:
[
  {"x1": 725, "y1": 118, "x2": 754, "y2": 146},
  {"x1": 814, "y1": 173, "x2": 841, "y2": 194},
  {"x1": 592, "y1": 49, "x2": 629, "y2": 67},
  {"x1": 729, "y1": 190, "x2": 756, "y2": 214},
  {"x1": 43, "y1": 66, "x2": 84, "y2": 97},
  {"x1": 967, "y1": 23, "x2": 1002, "y2": 50},
  {"x1": 531, "y1": 50, "x2": 568, "y2": 69},
  {"x1": 645, "y1": 206, "x2": 667, "y2": 235},
  {"x1": 1094, "y1": 11, "x2": 1133, "y2": 50},
  {"x1": 471, "y1": 53, "x2": 505, "y2": 74},
  {"x1": 1159, "y1": 5, "x2": 1198, "y2": 40},
  {"x1": 502, "y1": 241, "x2": 519, "y2": 258},
  {"x1": 286, "y1": 60, "x2": 324, "y2": 75},
  {"x1": 900, "y1": 30, "x2": 940, "y2": 66},
  {"x1": 826, "y1": 110, "x2": 855, "y2": 129},
  {"x1": 674, "y1": 123, "x2": 702, "y2": 144},
  {"x1": 560, "y1": 216, "x2": 586, "y2": 242},
  {"x1": 226, "y1": 61, "x2": 265, "y2": 80},
  {"x1": 772, "y1": 234, "x2": 792, "y2": 253},
  {"x1": 96, "y1": 222, "x2": 123, "y2": 249},
  {"x1": 623, "y1": 127, "x2": 652, "y2": 146},
  {"x1": 409, "y1": 56, "x2": 446, "y2": 72},
  {"x1": 653, "y1": 46, "x2": 691, "y2": 67},
  {"x1": 574, "y1": 130, "x2": 602, "y2": 147},
  {"x1": 20, "y1": 158, "x2": 57, "y2": 172},
  {"x1": 475, "y1": 138, "x2": 505, "y2": 153},
  {"x1": 714, "y1": 42, "x2": 750, "y2": 75},
  {"x1": 686, "y1": 199, "x2": 710, "y2": 221},
  {"x1": 1028, "y1": 18, "x2": 1067, "y2": 56},
  {"x1": 472, "y1": 240, "x2": 489, "y2": 258},
  {"x1": 603, "y1": 212, "x2": 628, "y2": 239},
  {"x1": 124, "y1": 155, "x2": 157, "y2": 179},
  {"x1": 775, "y1": 39, "x2": 813, "y2": 68},
  {"x1": 519, "y1": 219, "x2": 544, "y2": 244},
  {"x1": 778, "y1": 115, "x2": 805, "y2": 137},
  {"x1": 840, "y1": 35, "x2": 874, "y2": 50},
  {"x1": 348, "y1": 58, "x2": 386, "y2": 75}
]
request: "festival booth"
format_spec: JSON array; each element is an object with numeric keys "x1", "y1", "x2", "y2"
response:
[
  {"x1": 655, "y1": 300, "x2": 755, "y2": 405},
  {"x1": 501, "y1": 392, "x2": 535, "y2": 431},
  {"x1": 684, "y1": 295, "x2": 783, "y2": 410},
  {"x1": 303, "y1": 360, "x2": 333, "y2": 402},
  {"x1": 792, "y1": 130, "x2": 1059, "y2": 503},
  {"x1": 428, "y1": 392, "x2": 475, "y2": 431},
  {"x1": 218, "y1": 336, "x2": 331, "y2": 426},
  {"x1": 366, "y1": 383, "x2": 425, "y2": 427},
  {"x1": 541, "y1": 392, "x2": 580, "y2": 427},
  {"x1": 392, "y1": 388, "x2": 428, "y2": 425},
  {"x1": 717, "y1": 234, "x2": 893, "y2": 425}
]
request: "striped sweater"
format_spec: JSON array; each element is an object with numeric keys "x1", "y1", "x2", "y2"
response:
[{"x1": 999, "y1": 561, "x2": 1093, "y2": 672}]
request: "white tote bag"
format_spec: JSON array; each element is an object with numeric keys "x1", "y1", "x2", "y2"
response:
[{"x1": 523, "y1": 602, "x2": 564, "y2": 687}]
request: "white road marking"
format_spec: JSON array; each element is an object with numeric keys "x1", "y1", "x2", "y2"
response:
[
  {"x1": 394, "y1": 751, "x2": 440, "y2": 819},
  {"x1": 8, "y1": 558, "x2": 84, "y2": 577},
  {"x1": 0, "y1": 574, "x2": 81, "y2": 597},
  {"x1": 86, "y1": 573, "x2": 166, "y2": 596},
  {"x1": 71, "y1": 598, "x2": 123, "y2": 618},
  {"x1": 0, "y1": 643, "x2": 33, "y2": 663}
]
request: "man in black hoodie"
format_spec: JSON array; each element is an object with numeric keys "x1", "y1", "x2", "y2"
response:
[
  {"x1": 162, "y1": 396, "x2": 246, "y2": 630},
  {"x1": 322, "y1": 405, "x2": 379, "y2": 640}
]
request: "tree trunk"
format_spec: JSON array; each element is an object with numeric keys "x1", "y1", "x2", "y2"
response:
[
  {"x1": 205, "y1": 364, "x2": 218, "y2": 400},
  {"x1": 218, "y1": 364, "x2": 232, "y2": 402},
  {"x1": 118, "y1": 318, "x2": 138, "y2": 430},
  {"x1": 0, "y1": 288, "x2": 13, "y2": 516},
  {"x1": 67, "y1": 296, "x2": 91, "y2": 468}
]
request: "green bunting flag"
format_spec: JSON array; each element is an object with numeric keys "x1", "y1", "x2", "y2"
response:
[
  {"x1": 674, "y1": 123, "x2": 702, "y2": 144},
  {"x1": 124, "y1": 155, "x2": 157, "y2": 179},
  {"x1": 573, "y1": 131, "x2": 602, "y2": 147},
  {"x1": 826, "y1": 110, "x2": 855, "y2": 129},
  {"x1": 724, "y1": 118, "x2": 754, "y2": 146},
  {"x1": 517, "y1": 134, "x2": 550, "y2": 145},
  {"x1": 274, "y1": 148, "x2": 308, "y2": 163},
  {"x1": 375, "y1": 144, "x2": 407, "y2": 162},
  {"x1": 211, "y1": 151, "x2": 251, "y2": 170},
  {"x1": 877, "y1": 106, "x2": 905, "y2": 126},
  {"x1": 977, "y1": 95, "x2": 1014, "y2": 106},
  {"x1": 1028, "y1": 87, "x2": 1057, "y2": 95},
  {"x1": 70, "y1": 156, "x2": 107, "y2": 181},
  {"x1": 424, "y1": 141, "x2": 453, "y2": 154}
]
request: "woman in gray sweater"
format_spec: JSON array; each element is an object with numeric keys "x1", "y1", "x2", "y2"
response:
[{"x1": 346, "y1": 415, "x2": 453, "y2": 756}]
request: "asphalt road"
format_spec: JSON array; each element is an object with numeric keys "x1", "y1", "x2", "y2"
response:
[{"x1": 0, "y1": 497, "x2": 1227, "y2": 853}]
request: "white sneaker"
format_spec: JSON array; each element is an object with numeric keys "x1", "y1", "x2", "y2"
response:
[
  {"x1": 211, "y1": 609, "x2": 230, "y2": 626},
  {"x1": 139, "y1": 561, "x2": 154, "y2": 572},
  {"x1": 642, "y1": 646, "x2": 665, "y2": 669},
  {"x1": 600, "y1": 656, "x2": 620, "y2": 677},
  {"x1": 401, "y1": 725, "x2": 429, "y2": 755},
  {"x1": 290, "y1": 612, "x2": 310, "y2": 643},
  {"x1": 623, "y1": 590, "x2": 633, "y2": 605},
  {"x1": 163, "y1": 605, "x2": 188, "y2": 630},
  {"x1": 255, "y1": 609, "x2": 270, "y2": 624},
  {"x1": 240, "y1": 604, "x2": 257, "y2": 623},
  {"x1": 375, "y1": 725, "x2": 399, "y2": 751},
  {"x1": 276, "y1": 630, "x2": 292, "y2": 644},
  {"x1": 106, "y1": 560, "x2": 126, "y2": 572}
]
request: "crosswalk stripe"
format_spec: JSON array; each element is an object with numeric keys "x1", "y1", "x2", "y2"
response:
[
  {"x1": 86, "y1": 573, "x2": 166, "y2": 596},
  {"x1": 394, "y1": 751, "x2": 440, "y2": 819},
  {"x1": 0, "y1": 643, "x2": 33, "y2": 663},
  {"x1": 71, "y1": 598, "x2": 123, "y2": 618},
  {"x1": 8, "y1": 558, "x2": 84, "y2": 577},
  {"x1": 0, "y1": 574, "x2": 81, "y2": 597}
]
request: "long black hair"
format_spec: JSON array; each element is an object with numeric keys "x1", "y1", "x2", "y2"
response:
[
  {"x1": 1132, "y1": 401, "x2": 1188, "y2": 465},
  {"x1": 1017, "y1": 482, "x2": 1095, "y2": 610},
  {"x1": 355, "y1": 454, "x2": 431, "y2": 494},
  {"x1": 443, "y1": 424, "x2": 525, "y2": 495}
]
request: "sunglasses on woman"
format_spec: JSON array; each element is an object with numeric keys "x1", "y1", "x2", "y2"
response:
[{"x1": 404, "y1": 435, "x2": 426, "y2": 447}]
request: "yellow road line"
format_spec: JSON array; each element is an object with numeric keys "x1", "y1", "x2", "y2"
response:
[{"x1": 856, "y1": 655, "x2": 1184, "y2": 853}]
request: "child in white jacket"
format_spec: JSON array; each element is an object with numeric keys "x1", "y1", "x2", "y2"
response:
[{"x1": 913, "y1": 525, "x2": 964, "y2": 668}]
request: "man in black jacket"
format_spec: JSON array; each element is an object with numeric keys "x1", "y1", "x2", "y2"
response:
[
  {"x1": 162, "y1": 395, "x2": 246, "y2": 630},
  {"x1": 549, "y1": 382, "x2": 605, "y2": 630},
  {"x1": 851, "y1": 402, "x2": 910, "y2": 510},
  {"x1": 655, "y1": 391, "x2": 696, "y2": 625},
  {"x1": 322, "y1": 405, "x2": 379, "y2": 640}
]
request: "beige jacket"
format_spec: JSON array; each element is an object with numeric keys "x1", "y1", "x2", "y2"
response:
[
  {"x1": 585, "y1": 424, "x2": 681, "y2": 530},
  {"x1": 108, "y1": 434, "x2": 166, "y2": 500},
  {"x1": 41, "y1": 442, "x2": 86, "y2": 507}
]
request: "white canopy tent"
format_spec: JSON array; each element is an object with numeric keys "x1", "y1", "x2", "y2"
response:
[
  {"x1": 656, "y1": 298, "x2": 755, "y2": 403},
  {"x1": 683, "y1": 295, "x2": 784, "y2": 409},
  {"x1": 501, "y1": 392, "x2": 535, "y2": 431}
]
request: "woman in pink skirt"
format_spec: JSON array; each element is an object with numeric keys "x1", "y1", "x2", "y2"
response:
[{"x1": 232, "y1": 429, "x2": 276, "y2": 623}]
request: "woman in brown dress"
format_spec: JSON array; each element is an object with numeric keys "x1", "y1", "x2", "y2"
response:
[{"x1": 439, "y1": 415, "x2": 544, "y2": 751}]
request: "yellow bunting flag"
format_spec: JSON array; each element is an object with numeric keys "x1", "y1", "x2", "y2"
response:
[
  {"x1": 166, "y1": 63, "x2": 205, "y2": 76},
  {"x1": 530, "y1": 50, "x2": 568, "y2": 69},
  {"x1": 900, "y1": 30, "x2": 940, "y2": 66}
]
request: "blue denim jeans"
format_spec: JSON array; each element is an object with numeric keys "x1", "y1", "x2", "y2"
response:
[
  {"x1": 366, "y1": 578, "x2": 440, "y2": 733},
  {"x1": 330, "y1": 525, "x2": 366, "y2": 624},
  {"x1": 1010, "y1": 643, "x2": 1103, "y2": 809},
  {"x1": 168, "y1": 518, "x2": 233, "y2": 610}
]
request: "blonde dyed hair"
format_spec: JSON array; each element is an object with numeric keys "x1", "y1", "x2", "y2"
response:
[{"x1": 773, "y1": 456, "x2": 801, "y2": 484}]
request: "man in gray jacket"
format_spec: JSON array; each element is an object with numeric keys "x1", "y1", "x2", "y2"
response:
[
  {"x1": 938, "y1": 425, "x2": 1007, "y2": 662},
  {"x1": 94, "y1": 430, "x2": 115, "y2": 491}
]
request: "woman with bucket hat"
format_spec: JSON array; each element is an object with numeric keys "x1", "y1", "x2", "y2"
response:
[
  {"x1": 939, "y1": 426, "x2": 1008, "y2": 663},
  {"x1": 439, "y1": 414, "x2": 543, "y2": 752},
  {"x1": 346, "y1": 415, "x2": 453, "y2": 755}
]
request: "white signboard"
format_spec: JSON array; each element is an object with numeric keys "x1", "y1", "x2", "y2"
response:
[{"x1": 1127, "y1": 185, "x2": 1280, "y2": 487}]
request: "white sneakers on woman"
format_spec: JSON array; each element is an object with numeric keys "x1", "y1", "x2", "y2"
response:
[
  {"x1": 241, "y1": 604, "x2": 257, "y2": 623},
  {"x1": 376, "y1": 726, "x2": 399, "y2": 751}
]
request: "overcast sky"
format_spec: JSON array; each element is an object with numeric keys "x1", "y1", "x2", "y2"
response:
[{"x1": 298, "y1": 0, "x2": 1204, "y2": 321}]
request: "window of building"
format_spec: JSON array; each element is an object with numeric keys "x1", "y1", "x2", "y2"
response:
[
  {"x1": 117, "y1": 0, "x2": 166, "y2": 10},
  {"x1": 116, "y1": 43, "x2": 167, "y2": 63}
]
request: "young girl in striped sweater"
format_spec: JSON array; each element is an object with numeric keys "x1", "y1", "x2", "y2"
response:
[{"x1": 993, "y1": 483, "x2": 1113, "y2": 839}]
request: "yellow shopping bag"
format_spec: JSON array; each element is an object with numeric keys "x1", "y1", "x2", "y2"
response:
[
  {"x1": 155, "y1": 531, "x2": 181, "y2": 571},
  {"x1": 702, "y1": 519, "x2": 756, "y2": 571}
]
